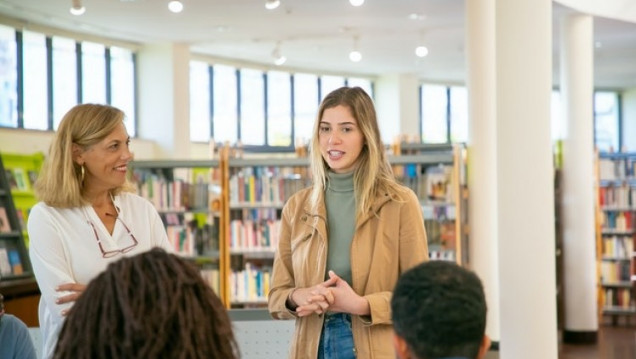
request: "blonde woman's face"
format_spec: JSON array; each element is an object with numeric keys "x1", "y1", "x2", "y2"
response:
[
  {"x1": 318, "y1": 105, "x2": 364, "y2": 174},
  {"x1": 78, "y1": 122, "x2": 133, "y2": 193}
]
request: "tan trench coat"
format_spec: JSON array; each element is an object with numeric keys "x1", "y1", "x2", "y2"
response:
[{"x1": 268, "y1": 185, "x2": 428, "y2": 359}]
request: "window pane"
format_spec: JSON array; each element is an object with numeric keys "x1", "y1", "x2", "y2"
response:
[
  {"x1": 347, "y1": 77, "x2": 373, "y2": 97},
  {"x1": 294, "y1": 73, "x2": 318, "y2": 145},
  {"x1": 421, "y1": 84, "x2": 448, "y2": 143},
  {"x1": 594, "y1": 91, "x2": 619, "y2": 152},
  {"x1": 212, "y1": 64, "x2": 237, "y2": 144},
  {"x1": 239, "y1": 68, "x2": 265, "y2": 146},
  {"x1": 267, "y1": 70, "x2": 291, "y2": 147},
  {"x1": 190, "y1": 61, "x2": 210, "y2": 142},
  {"x1": 449, "y1": 86, "x2": 467, "y2": 143},
  {"x1": 110, "y1": 46, "x2": 136, "y2": 137},
  {"x1": 0, "y1": 25, "x2": 17, "y2": 128},
  {"x1": 23, "y1": 31, "x2": 48, "y2": 130},
  {"x1": 320, "y1": 75, "x2": 345, "y2": 100},
  {"x1": 550, "y1": 90, "x2": 563, "y2": 141},
  {"x1": 81, "y1": 41, "x2": 106, "y2": 104},
  {"x1": 52, "y1": 36, "x2": 77, "y2": 129}
]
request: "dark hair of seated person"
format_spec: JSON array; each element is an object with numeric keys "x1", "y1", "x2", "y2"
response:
[{"x1": 53, "y1": 248, "x2": 240, "y2": 359}]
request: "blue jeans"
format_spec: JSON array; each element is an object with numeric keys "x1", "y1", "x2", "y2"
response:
[{"x1": 317, "y1": 313, "x2": 356, "y2": 359}]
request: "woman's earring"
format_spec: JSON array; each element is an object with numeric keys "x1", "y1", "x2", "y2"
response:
[{"x1": 80, "y1": 164, "x2": 85, "y2": 184}]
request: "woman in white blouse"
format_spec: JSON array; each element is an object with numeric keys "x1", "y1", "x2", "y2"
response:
[{"x1": 28, "y1": 104, "x2": 171, "y2": 359}]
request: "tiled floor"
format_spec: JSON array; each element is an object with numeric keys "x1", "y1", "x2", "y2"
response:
[{"x1": 483, "y1": 325, "x2": 635, "y2": 359}]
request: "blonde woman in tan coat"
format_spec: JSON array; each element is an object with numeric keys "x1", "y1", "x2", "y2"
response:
[{"x1": 268, "y1": 86, "x2": 428, "y2": 359}]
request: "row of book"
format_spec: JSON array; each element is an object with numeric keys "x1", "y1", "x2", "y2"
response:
[
  {"x1": 229, "y1": 219, "x2": 281, "y2": 252},
  {"x1": 3, "y1": 167, "x2": 38, "y2": 192},
  {"x1": 602, "y1": 236, "x2": 635, "y2": 258},
  {"x1": 395, "y1": 165, "x2": 455, "y2": 202},
  {"x1": 0, "y1": 206, "x2": 30, "y2": 233},
  {"x1": 600, "y1": 261, "x2": 632, "y2": 283},
  {"x1": 229, "y1": 171, "x2": 311, "y2": 204},
  {"x1": 200, "y1": 267, "x2": 220, "y2": 297},
  {"x1": 429, "y1": 250, "x2": 456, "y2": 261},
  {"x1": 601, "y1": 211, "x2": 634, "y2": 231},
  {"x1": 599, "y1": 156, "x2": 636, "y2": 180},
  {"x1": 229, "y1": 263, "x2": 271, "y2": 303},
  {"x1": 0, "y1": 246, "x2": 24, "y2": 277},
  {"x1": 134, "y1": 172, "x2": 220, "y2": 211},
  {"x1": 165, "y1": 219, "x2": 220, "y2": 257},
  {"x1": 602, "y1": 288, "x2": 634, "y2": 309},
  {"x1": 599, "y1": 183, "x2": 636, "y2": 208}
]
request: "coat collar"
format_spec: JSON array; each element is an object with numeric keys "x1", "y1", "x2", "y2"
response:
[{"x1": 301, "y1": 189, "x2": 393, "y2": 229}]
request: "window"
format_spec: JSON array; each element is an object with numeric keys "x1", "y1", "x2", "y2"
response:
[
  {"x1": 81, "y1": 41, "x2": 106, "y2": 104},
  {"x1": 267, "y1": 70, "x2": 292, "y2": 147},
  {"x1": 239, "y1": 68, "x2": 265, "y2": 146},
  {"x1": 594, "y1": 91, "x2": 619, "y2": 152},
  {"x1": 110, "y1": 46, "x2": 136, "y2": 137},
  {"x1": 320, "y1": 75, "x2": 345, "y2": 100},
  {"x1": 0, "y1": 25, "x2": 17, "y2": 128},
  {"x1": 189, "y1": 61, "x2": 210, "y2": 143},
  {"x1": 294, "y1": 73, "x2": 319, "y2": 145},
  {"x1": 449, "y1": 86, "x2": 468, "y2": 143},
  {"x1": 421, "y1": 84, "x2": 448, "y2": 143},
  {"x1": 22, "y1": 31, "x2": 48, "y2": 130},
  {"x1": 212, "y1": 64, "x2": 238, "y2": 144},
  {"x1": 52, "y1": 36, "x2": 78, "y2": 130}
]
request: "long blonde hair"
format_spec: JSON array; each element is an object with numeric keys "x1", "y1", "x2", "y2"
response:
[
  {"x1": 309, "y1": 87, "x2": 401, "y2": 219},
  {"x1": 35, "y1": 104, "x2": 133, "y2": 208}
]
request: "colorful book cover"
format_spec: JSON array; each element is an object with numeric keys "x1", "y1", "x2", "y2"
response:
[
  {"x1": 0, "y1": 207, "x2": 11, "y2": 232},
  {"x1": 0, "y1": 248, "x2": 11, "y2": 276},
  {"x1": 8, "y1": 248, "x2": 23, "y2": 275}
]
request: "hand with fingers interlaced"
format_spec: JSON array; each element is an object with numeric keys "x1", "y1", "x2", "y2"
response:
[{"x1": 293, "y1": 270, "x2": 370, "y2": 317}]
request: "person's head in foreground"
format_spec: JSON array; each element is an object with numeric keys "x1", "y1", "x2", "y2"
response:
[
  {"x1": 53, "y1": 248, "x2": 239, "y2": 359},
  {"x1": 391, "y1": 261, "x2": 490, "y2": 359}
]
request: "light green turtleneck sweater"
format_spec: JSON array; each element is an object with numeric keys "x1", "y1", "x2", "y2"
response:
[{"x1": 325, "y1": 171, "x2": 355, "y2": 284}]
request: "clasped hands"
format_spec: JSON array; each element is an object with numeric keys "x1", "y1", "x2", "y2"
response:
[
  {"x1": 292, "y1": 270, "x2": 370, "y2": 317},
  {"x1": 55, "y1": 283, "x2": 87, "y2": 316}
]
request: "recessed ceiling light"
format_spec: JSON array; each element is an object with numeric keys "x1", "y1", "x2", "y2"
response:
[
  {"x1": 350, "y1": 0, "x2": 365, "y2": 6},
  {"x1": 415, "y1": 46, "x2": 429, "y2": 57},
  {"x1": 408, "y1": 13, "x2": 426, "y2": 21},
  {"x1": 265, "y1": 0, "x2": 280, "y2": 10}
]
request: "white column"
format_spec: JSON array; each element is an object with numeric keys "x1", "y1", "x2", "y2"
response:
[
  {"x1": 560, "y1": 14, "x2": 598, "y2": 342},
  {"x1": 137, "y1": 43, "x2": 191, "y2": 158},
  {"x1": 465, "y1": 0, "x2": 501, "y2": 344},
  {"x1": 495, "y1": 0, "x2": 558, "y2": 358}
]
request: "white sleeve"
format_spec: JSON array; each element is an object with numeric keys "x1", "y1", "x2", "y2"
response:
[{"x1": 27, "y1": 205, "x2": 74, "y2": 326}]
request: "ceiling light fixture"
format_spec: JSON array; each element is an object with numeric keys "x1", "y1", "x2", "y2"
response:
[
  {"x1": 168, "y1": 0, "x2": 184, "y2": 13},
  {"x1": 265, "y1": 0, "x2": 281, "y2": 10},
  {"x1": 272, "y1": 42, "x2": 287, "y2": 66},
  {"x1": 69, "y1": 0, "x2": 86, "y2": 16},
  {"x1": 350, "y1": 0, "x2": 365, "y2": 7},
  {"x1": 349, "y1": 36, "x2": 362, "y2": 62},
  {"x1": 415, "y1": 45, "x2": 429, "y2": 57}
]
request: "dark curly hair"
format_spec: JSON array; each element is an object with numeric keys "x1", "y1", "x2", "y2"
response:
[
  {"x1": 53, "y1": 248, "x2": 240, "y2": 359},
  {"x1": 391, "y1": 261, "x2": 487, "y2": 359}
]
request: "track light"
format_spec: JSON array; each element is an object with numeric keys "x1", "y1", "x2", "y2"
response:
[
  {"x1": 69, "y1": 0, "x2": 85, "y2": 16},
  {"x1": 168, "y1": 0, "x2": 184, "y2": 13},
  {"x1": 272, "y1": 43, "x2": 286, "y2": 66},
  {"x1": 349, "y1": 36, "x2": 361, "y2": 62},
  {"x1": 265, "y1": 0, "x2": 281, "y2": 10}
]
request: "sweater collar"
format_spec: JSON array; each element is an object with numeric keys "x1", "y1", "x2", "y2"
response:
[{"x1": 326, "y1": 171, "x2": 354, "y2": 193}]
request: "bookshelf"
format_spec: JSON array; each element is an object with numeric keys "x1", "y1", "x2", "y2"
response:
[
  {"x1": 596, "y1": 151, "x2": 636, "y2": 323},
  {"x1": 129, "y1": 156, "x2": 226, "y2": 303},
  {"x1": 0, "y1": 152, "x2": 45, "y2": 248},
  {"x1": 0, "y1": 153, "x2": 33, "y2": 281},
  {"x1": 131, "y1": 145, "x2": 469, "y2": 308}
]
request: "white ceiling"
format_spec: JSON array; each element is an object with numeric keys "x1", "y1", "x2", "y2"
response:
[{"x1": 0, "y1": 0, "x2": 635, "y2": 89}]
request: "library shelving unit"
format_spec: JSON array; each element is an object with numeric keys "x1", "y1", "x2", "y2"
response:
[
  {"x1": 396, "y1": 142, "x2": 469, "y2": 265},
  {"x1": 0, "y1": 152, "x2": 45, "y2": 247},
  {"x1": 132, "y1": 144, "x2": 469, "y2": 309},
  {"x1": 129, "y1": 155, "x2": 226, "y2": 302},
  {"x1": 0, "y1": 153, "x2": 33, "y2": 281},
  {"x1": 595, "y1": 151, "x2": 636, "y2": 324}
]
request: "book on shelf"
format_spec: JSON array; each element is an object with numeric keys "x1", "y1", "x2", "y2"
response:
[
  {"x1": 27, "y1": 170, "x2": 39, "y2": 188},
  {"x1": 12, "y1": 168, "x2": 28, "y2": 191},
  {"x1": 4, "y1": 169, "x2": 18, "y2": 190},
  {"x1": 0, "y1": 248, "x2": 11, "y2": 276},
  {"x1": 7, "y1": 248, "x2": 23, "y2": 274},
  {"x1": 0, "y1": 207, "x2": 11, "y2": 232}
]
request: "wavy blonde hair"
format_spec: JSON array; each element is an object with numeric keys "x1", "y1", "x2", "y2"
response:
[
  {"x1": 309, "y1": 87, "x2": 401, "y2": 219},
  {"x1": 35, "y1": 104, "x2": 134, "y2": 208}
]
